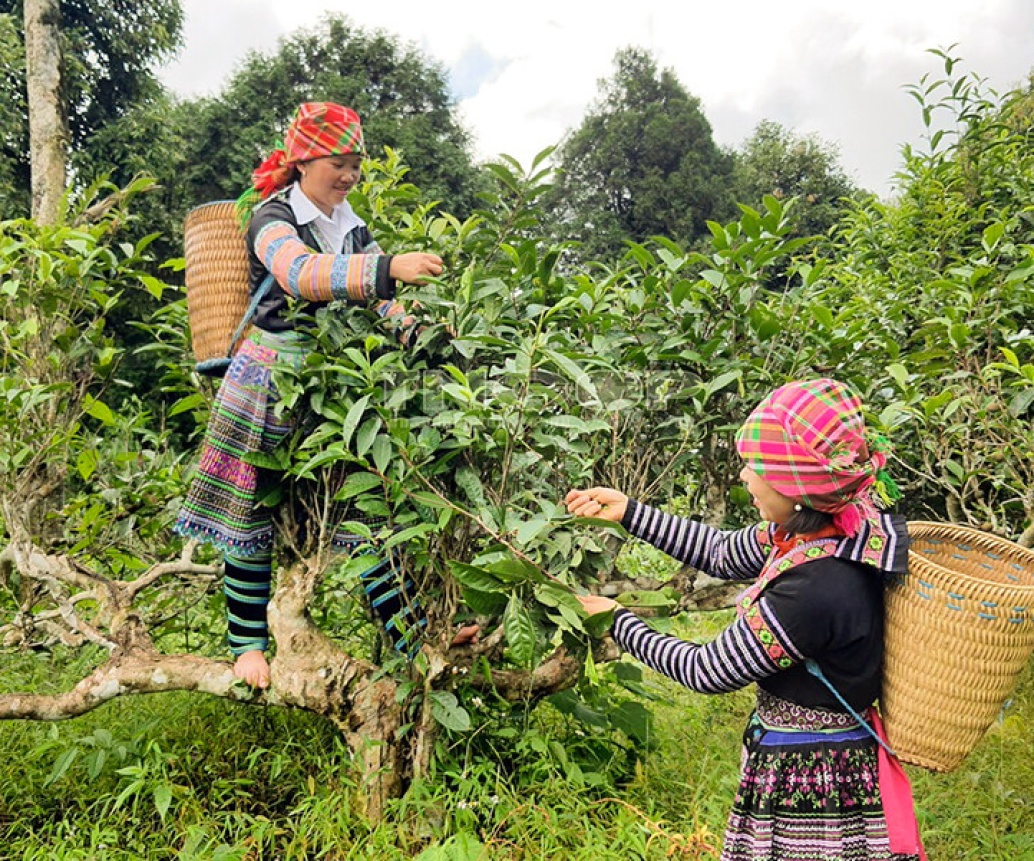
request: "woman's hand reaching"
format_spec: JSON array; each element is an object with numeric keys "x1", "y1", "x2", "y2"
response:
[
  {"x1": 576, "y1": 594, "x2": 619, "y2": 616},
  {"x1": 565, "y1": 487, "x2": 629, "y2": 523},
  {"x1": 390, "y1": 252, "x2": 444, "y2": 285},
  {"x1": 566, "y1": 488, "x2": 628, "y2": 626}
]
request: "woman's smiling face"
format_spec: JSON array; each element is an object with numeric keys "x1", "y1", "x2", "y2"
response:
[{"x1": 298, "y1": 153, "x2": 363, "y2": 215}]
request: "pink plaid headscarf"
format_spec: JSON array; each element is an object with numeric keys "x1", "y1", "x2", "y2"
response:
[
  {"x1": 236, "y1": 103, "x2": 366, "y2": 224},
  {"x1": 735, "y1": 379, "x2": 897, "y2": 536},
  {"x1": 252, "y1": 102, "x2": 365, "y2": 199}
]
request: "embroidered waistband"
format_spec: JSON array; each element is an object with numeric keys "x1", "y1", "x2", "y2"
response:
[{"x1": 755, "y1": 688, "x2": 860, "y2": 732}]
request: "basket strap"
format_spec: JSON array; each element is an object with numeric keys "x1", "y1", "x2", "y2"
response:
[
  {"x1": 804, "y1": 658, "x2": 896, "y2": 756},
  {"x1": 226, "y1": 273, "x2": 275, "y2": 357}
]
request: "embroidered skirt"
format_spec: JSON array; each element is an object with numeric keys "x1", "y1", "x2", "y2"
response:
[
  {"x1": 174, "y1": 333, "x2": 303, "y2": 556},
  {"x1": 721, "y1": 690, "x2": 919, "y2": 861}
]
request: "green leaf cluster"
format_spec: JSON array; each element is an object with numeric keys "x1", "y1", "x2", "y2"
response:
[{"x1": 0, "y1": 183, "x2": 190, "y2": 592}]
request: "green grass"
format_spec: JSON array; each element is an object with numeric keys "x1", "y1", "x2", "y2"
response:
[{"x1": 0, "y1": 623, "x2": 1031, "y2": 859}]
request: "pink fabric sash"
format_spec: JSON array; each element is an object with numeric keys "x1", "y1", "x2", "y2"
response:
[{"x1": 867, "y1": 708, "x2": 927, "y2": 859}]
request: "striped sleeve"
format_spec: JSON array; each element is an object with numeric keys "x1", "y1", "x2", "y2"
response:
[
  {"x1": 610, "y1": 601, "x2": 802, "y2": 694},
  {"x1": 253, "y1": 220, "x2": 389, "y2": 303},
  {"x1": 622, "y1": 500, "x2": 770, "y2": 581}
]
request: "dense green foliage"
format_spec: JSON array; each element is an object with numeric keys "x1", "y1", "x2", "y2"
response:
[
  {"x1": 0, "y1": 178, "x2": 201, "y2": 663},
  {"x1": 247, "y1": 148, "x2": 829, "y2": 688},
  {"x1": 0, "y1": 45, "x2": 1032, "y2": 860},
  {"x1": 0, "y1": 176, "x2": 179, "y2": 507},
  {"x1": 805, "y1": 54, "x2": 1034, "y2": 538}
]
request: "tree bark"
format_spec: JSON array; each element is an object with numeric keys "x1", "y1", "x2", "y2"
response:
[
  {"x1": 24, "y1": 0, "x2": 66, "y2": 224},
  {"x1": 266, "y1": 559, "x2": 406, "y2": 819},
  {"x1": 0, "y1": 652, "x2": 245, "y2": 720}
]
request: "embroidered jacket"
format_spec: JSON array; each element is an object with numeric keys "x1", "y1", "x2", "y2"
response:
[
  {"x1": 245, "y1": 185, "x2": 411, "y2": 334},
  {"x1": 610, "y1": 499, "x2": 909, "y2": 712}
]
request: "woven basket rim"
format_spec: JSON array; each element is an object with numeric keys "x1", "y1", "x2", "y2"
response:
[
  {"x1": 186, "y1": 199, "x2": 237, "y2": 216},
  {"x1": 908, "y1": 519, "x2": 1034, "y2": 542},
  {"x1": 907, "y1": 519, "x2": 1034, "y2": 594}
]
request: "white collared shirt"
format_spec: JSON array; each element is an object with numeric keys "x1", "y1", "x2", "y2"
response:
[{"x1": 288, "y1": 183, "x2": 364, "y2": 253}]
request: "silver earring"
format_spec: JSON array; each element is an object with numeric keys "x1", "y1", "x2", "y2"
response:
[{"x1": 793, "y1": 503, "x2": 802, "y2": 512}]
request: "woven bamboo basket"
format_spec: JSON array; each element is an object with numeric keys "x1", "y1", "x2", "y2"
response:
[
  {"x1": 882, "y1": 520, "x2": 1034, "y2": 772},
  {"x1": 183, "y1": 200, "x2": 251, "y2": 372}
]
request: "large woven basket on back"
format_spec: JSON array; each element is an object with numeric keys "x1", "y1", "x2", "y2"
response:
[
  {"x1": 183, "y1": 200, "x2": 251, "y2": 374},
  {"x1": 882, "y1": 521, "x2": 1034, "y2": 772}
]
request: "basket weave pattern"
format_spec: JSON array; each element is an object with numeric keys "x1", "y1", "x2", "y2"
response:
[
  {"x1": 882, "y1": 520, "x2": 1034, "y2": 771},
  {"x1": 183, "y1": 201, "x2": 252, "y2": 364}
]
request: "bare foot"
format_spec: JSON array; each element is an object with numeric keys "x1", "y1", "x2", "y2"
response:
[
  {"x1": 233, "y1": 650, "x2": 270, "y2": 689},
  {"x1": 450, "y1": 624, "x2": 480, "y2": 647}
]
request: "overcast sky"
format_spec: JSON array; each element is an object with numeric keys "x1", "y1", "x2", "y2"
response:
[{"x1": 159, "y1": 0, "x2": 1034, "y2": 197}]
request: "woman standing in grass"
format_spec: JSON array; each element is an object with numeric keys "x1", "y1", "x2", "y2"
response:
[{"x1": 568, "y1": 378, "x2": 925, "y2": 860}]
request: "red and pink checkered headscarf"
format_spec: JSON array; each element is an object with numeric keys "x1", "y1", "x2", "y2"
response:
[
  {"x1": 735, "y1": 378, "x2": 897, "y2": 536},
  {"x1": 249, "y1": 102, "x2": 365, "y2": 201}
]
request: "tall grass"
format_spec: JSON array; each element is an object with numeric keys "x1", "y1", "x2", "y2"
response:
[{"x1": 0, "y1": 626, "x2": 1031, "y2": 859}]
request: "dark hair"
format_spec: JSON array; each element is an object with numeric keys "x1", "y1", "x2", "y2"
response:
[{"x1": 781, "y1": 504, "x2": 835, "y2": 536}]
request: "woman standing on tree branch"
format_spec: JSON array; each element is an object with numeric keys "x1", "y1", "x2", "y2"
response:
[
  {"x1": 568, "y1": 378, "x2": 926, "y2": 861},
  {"x1": 174, "y1": 102, "x2": 469, "y2": 689}
]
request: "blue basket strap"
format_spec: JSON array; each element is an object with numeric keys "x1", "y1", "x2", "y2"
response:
[
  {"x1": 195, "y1": 356, "x2": 233, "y2": 376},
  {"x1": 805, "y1": 658, "x2": 896, "y2": 757},
  {"x1": 226, "y1": 273, "x2": 275, "y2": 357}
]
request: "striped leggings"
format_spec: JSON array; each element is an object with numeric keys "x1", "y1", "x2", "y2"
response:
[{"x1": 223, "y1": 547, "x2": 426, "y2": 658}]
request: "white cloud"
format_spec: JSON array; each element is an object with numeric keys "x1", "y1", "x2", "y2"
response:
[
  {"x1": 161, "y1": 0, "x2": 283, "y2": 98},
  {"x1": 159, "y1": 0, "x2": 1034, "y2": 195}
]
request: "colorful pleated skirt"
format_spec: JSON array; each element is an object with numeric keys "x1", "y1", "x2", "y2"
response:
[
  {"x1": 721, "y1": 690, "x2": 920, "y2": 861},
  {"x1": 174, "y1": 332, "x2": 304, "y2": 556}
]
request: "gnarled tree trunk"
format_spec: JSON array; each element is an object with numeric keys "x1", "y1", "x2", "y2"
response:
[{"x1": 0, "y1": 514, "x2": 596, "y2": 819}]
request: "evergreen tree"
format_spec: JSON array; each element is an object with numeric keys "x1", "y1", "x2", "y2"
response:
[{"x1": 548, "y1": 47, "x2": 735, "y2": 263}]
